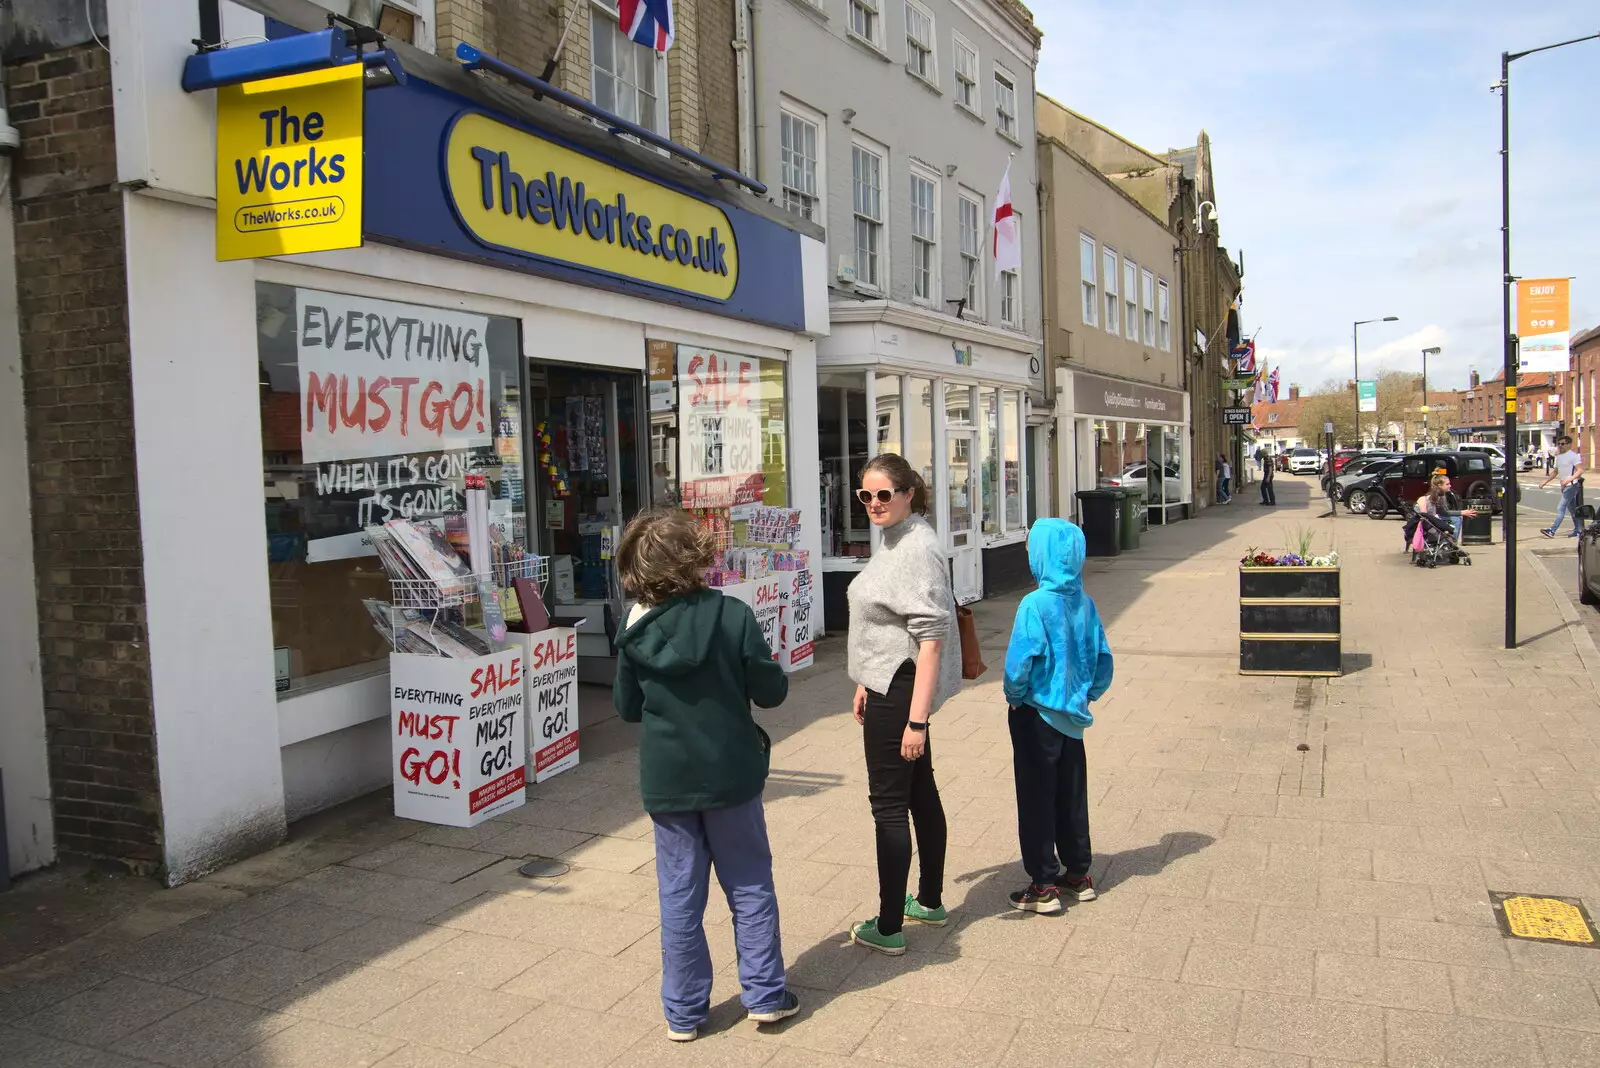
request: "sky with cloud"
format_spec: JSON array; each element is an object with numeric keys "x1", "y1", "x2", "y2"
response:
[{"x1": 1030, "y1": 0, "x2": 1599, "y2": 396}]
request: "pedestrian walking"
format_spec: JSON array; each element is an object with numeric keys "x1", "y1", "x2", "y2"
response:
[
  {"x1": 1218, "y1": 454, "x2": 1233, "y2": 502},
  {"x1": 1546, "y1": 446, "x2": 1556, "y2": 476},
  {"x1": 1001, "y1": 519, "x2": 1114, "y2": 914},
  {"x1": 1540, "y1": 436, "x2": 1585, "y2": 538},
  {"x1": 845, "y1": 453, "x2": 960, "y2": 955},
  {"x1": 1259, "y1": 453, "x2": 1276, "y2": 505},
  {"x1": 613, "y1": 508, "x2": 800, "y2": 1041}
]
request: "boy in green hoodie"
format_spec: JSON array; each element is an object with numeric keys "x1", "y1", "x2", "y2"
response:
[
  {"x1": 1002, "y1": 519, "x2": 1114, "y2": 914},
  {"x1": 613, "y1": 508, "x2": 799, "y2": 1041}
]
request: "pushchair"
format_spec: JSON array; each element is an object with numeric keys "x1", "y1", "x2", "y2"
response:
[{"x1": 1409, "y1": 508, "x2": 1471, "y2": 568}]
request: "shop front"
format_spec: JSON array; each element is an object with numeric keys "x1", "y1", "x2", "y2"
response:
[
  {"x1": 1058, "y1": 370, "x2": 1191, "y2": 525},
  {"x1": 113, "y1": 16, "x2": 826, "y2": 879},
  {"x1": 816, "y1": 306, "x2": 1038, "y2": 625}
]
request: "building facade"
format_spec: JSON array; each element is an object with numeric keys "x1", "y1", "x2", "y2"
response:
[
  {"x1": 3, "y1": 0, "x2": 829, "y2": 881},
  {"x1": 1036, "y1": 96, "x2": 1188, "y2": 524},
  {"x1": 1450, "y1": 369, "x2": 1565, "y2": 457},
  {"x1": 747, "y1": 0, "x2": 1045, "y2": 616},
  {"x1": 1251, "y1": 389, "x2": 1304, "y2": 454},
  {"x1": 1572, "y1": 326, "x2": 1600, "y2": 461}
]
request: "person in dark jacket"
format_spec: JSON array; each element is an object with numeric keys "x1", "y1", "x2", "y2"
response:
[{"x1": 613, "y1": 508, "x2": 798, "y2": 1041}]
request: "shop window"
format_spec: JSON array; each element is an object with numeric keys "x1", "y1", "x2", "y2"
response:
[
  {"x1": 910, "y1": 169, "x2": 938, "y2": 302},
  {"x1": 979, "y1": 386, "x2": 999, "y2": 534},
  {"x1": 876, "y1": 373, "x2": 903, "y2": 455},
  {"x1": 591, "y1": 0, "x2": 665, "y2": 135},
  {"x1": 906, "y1": 376, "x2": 936, "y2": 490},
  {"x1": 958, "y1": 191, "x2": 983, "y2": 317},
  {"x1": 257, "y1": 283, "x2": 525, "y2": 689},
  {"x1": 945, "y1": 380, "x2": 973, "y2": 426},
  {"x1": 820, "y1": 371, "x2": 869, "y2": 557},
  {"x1": 1003, "y1": 390, "x2": 1023, "y2": 528},
  {"x1": 657, "y1": 345, "x2": 792, "y2": 580},
  {"x1": 1080, "y1": 234, "x2": 1097, "y2": 326},
  {"x1": 852, "y1": 140, "x2": 886, "y2": 289},
  {"x1": 1123, "y1": 258, "x2": 1139, "y2": 340},
  {"x1": 779, "y1": 102, "x2": 823, "y2": 222}
]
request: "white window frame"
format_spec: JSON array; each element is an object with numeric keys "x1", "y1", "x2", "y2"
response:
[
  {"x1": 588, "y1": 0, "x2": 669, "y2": 137},
  {"x1": 909, "y1": 165, "x2": 939, "y2": 304},
  {"x1": 312, "y1": 0, "x2": 437, "y2": 50},
  {"x1": 1123, "y1": 258, "x2": 1139, "y2": 341},
  {"x1": 1102, "y1": 247, "x2": 1119, "y2": 336},
  {"x1": 1141, "y1": 267, "x2": 1156, "y2": 345},
  {"x1": 957, "y1": 188, "x2": 984, "y2": 319},
  {"x1": 1079, "y1": 233, "x2": 1098, "y2": 327},
  {"x1": 1158, "y1": 279, "x2": 1172, "y2": 351},
  {"x1": 993, "y1": 65, "x2": 1018, "y2": 140},
  {"x1": 952, "y1": 33, "x2": 979, "y2": 115},
  {"x1": 848, "y1": 0, "x2": 883, "y2": 48},
  {"x1": 903, "y1": 0, "x2": 936, "y2": 84},
  {"x1": 777, "y1": 97, "x2": 825, "y2": 224},
  {"x1": 1000, "y1": 222, "x2": 1020, "y2": 328},
  {"x1": 851, "y1": 136, "x2": 888, "y2": 292}
]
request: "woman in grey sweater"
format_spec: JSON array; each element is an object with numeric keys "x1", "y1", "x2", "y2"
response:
[{"x1": 845, "y1": 453, "x2": 961, "y2": 955}]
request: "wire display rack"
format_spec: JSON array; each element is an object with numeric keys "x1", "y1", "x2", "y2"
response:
[{"x1": 386, "y1": 554, "x2": 550, "y2": 611}]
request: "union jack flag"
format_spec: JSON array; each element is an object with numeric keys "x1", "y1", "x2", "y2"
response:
[
  {"x1": 1267, "y1": 367, "x2": 1281, "y2": 403},
  {"x1": 618, "y1": 0, "x2": 675, "y2": 52}
]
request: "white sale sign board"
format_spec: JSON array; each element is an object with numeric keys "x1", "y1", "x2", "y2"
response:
[
  {"x1": 521, "y1": 628, "x2": 581, "y2": 783},
  {"x1": 391, "y1": 648, "x2": 527, "y2": 827},
  {"x1": 778, "y1": 569, "x2": 814, "y2": 673}
]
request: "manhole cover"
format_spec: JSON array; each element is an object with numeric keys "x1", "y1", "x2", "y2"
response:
[
  {"x1": 518, "y1": 856, "x2": 570, "y2": 879},
  {"x1": 1489, "y1": 892, "x2": 1598, "y2": 947}
]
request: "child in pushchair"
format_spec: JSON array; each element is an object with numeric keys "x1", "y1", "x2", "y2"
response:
[{"x1": 1410, "y1": 508, "x2": 1471, "y2": 567}]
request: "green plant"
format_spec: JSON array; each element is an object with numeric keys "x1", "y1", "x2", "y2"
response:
[{"x1": 1283, "y1": 525, "x2": 1317, "y2": 559}]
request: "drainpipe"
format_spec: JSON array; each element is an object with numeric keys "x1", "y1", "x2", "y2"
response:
[
  {"x1": 1036, "y1": 167, "x2": 1056, "y2": 516},
  {"x1": 734, "y1": 0, "x2": 757, "y2": 178}
]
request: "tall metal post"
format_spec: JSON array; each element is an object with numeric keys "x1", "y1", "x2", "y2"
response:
[
  {"x1": 1500, "y1": 50, "x2": 1517, "y2": 649},
  {"x1": 1352, "y1": 323, "x2": 1359, "y2": 447}
]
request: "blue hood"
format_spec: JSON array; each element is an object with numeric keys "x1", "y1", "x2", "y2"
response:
[
  {"x1": 1027, "y1": 518, "x2": 1085, "y2": 595},
  {"x1": 1003, "y1": 519, "x2": 1113, "y2": 738}
]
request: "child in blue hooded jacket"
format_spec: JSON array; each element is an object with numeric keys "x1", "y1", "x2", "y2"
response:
[{"x1": 1002, "y1": 518, "x2": 1114, "y2": 913}]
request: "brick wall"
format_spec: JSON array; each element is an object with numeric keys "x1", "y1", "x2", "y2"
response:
[
  {"x1": 435, "y1": 0, "x2": 741, "y2": 170},
  {"x1": 5, "y1": 43, "x2": 162, "y2": 867}
]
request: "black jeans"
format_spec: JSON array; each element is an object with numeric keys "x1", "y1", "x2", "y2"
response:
[
  {"x1": 1008, "y1": 704, "x2": 1091, "y2": 886},
  {"x1": 863, "y1": 661, "x2": 946, "y2": 935},
  {"x1": 1260, "y1": 475, "x2": 1275, "y2": 505}
]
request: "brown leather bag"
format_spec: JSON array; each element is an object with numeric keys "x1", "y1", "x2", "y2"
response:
[{"x1": 956, "y1": 604, "x2": 986, "y2": 679}]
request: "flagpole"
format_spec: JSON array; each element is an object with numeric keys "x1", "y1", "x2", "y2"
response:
[{"x1": 536, "y1": 0, "x2": 587, "y2": 91}]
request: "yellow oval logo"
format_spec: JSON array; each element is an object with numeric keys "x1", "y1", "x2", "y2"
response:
[{"x1": 445, "y1": 112, "x2": 738, "y2": 301}]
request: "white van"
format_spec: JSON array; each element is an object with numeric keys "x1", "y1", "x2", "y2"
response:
[{"x1": 1457, "y1": 443, "x2": 1507, "y2": 467}]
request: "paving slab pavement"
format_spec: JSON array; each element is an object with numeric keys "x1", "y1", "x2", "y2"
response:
[{"x1": 5, "y1": 478, "x2": 1600, "y2": 1067}]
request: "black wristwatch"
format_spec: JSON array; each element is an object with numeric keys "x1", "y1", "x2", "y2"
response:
[{"x1": 906, "y1": 720, "x2": 928, "y2": 732}]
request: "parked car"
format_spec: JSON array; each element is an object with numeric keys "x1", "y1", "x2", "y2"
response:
[
  {"x1": 1519, "y1": 452, "x2": 1540, "y2": 472},
  {"x1": 1100, "y1": 462, "x2": 1183, "y2": 502},
  {"x1": 1367, "y1": 451, "x2": 1498, "y2": 519},
  {"x1": 1287, "y1": 448, "x2": 1324, "y2": 474},
  {"x1": 1330, "y1": 449, "x2": 1363, "y2": 474},
  {"x1": 1579, "y1": 505, "x2": 1599, "y2": 607},
  {"x1": 1324, "y1": 453, "x2": 1397, "y2": 493},
  {"x1": 1276, "y1": 452, "x2": 1291, "y2": 472},
  {"x1": 1339, "y1": 459, "x2": 1404, "y2": 512}
]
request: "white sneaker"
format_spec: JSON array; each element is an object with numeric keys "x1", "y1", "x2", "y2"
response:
[{"x1": 667, "y1": 1026, "x2": 697, "y2": 1042}]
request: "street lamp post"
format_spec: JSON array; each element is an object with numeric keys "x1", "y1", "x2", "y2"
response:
[
  {"x1": 1421, "y1": 346, "x2": 1441, "y2": 447},
  {"x1": 1353, "y1": 316, "x2": 1399, "y2": 447},
  {"x1": 1495, "y1": 29, "x2": 1600, "y2": 649}
]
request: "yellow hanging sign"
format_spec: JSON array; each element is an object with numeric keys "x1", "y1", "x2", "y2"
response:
[{"x1": 214, "y1": 63, "x2": 364, "y2": 261}]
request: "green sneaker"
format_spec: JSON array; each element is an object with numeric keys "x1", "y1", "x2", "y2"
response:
[
  {"x1": 903, "y1": 893, "x2": 948, "y2": 927},
  {"x1": 849, "y1": 918, "x2": 906, "y2": 955}
]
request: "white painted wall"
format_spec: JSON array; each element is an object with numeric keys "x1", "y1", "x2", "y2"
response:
[
  {"x1": 123, "y1": 194, "x2": 289, "y2": 884},
  {"x1": 282, "y1": 718, "x2": 390, "y2": 821},
  {"x1": 0, "y1": 173, "x2": 54, "y2": 877}
]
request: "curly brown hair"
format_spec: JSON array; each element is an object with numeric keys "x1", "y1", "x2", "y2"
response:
[{"x1": 616, "y1": 507, "x2": 715, "y2": 605}]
